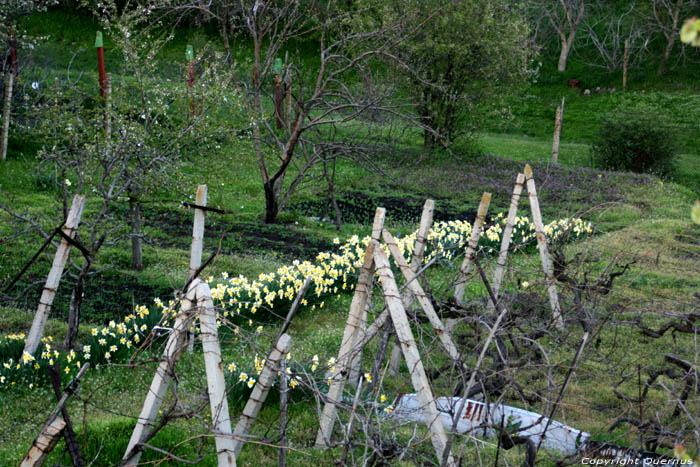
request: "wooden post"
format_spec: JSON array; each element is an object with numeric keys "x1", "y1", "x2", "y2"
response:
[
  {"x1": 349, "y1": 208, "x2": 385, "y2": 384},
  {"x1": 454, "y1": 192, "x2": 491, "y2": 304},
  {"x1": 524, "y1": 164, "x2": 563, "y2": 329},
  {"x1": 285, "y1": 53, "x2": 292, "y2": 131},
  {"x1": 622, "y1": 38, "x2": 630, "y2": 91},
  {"x1": 388, "y1": 200, "x2": 434, "y2": 374},
  {"x1": 22, "y1": 363, "x2": 89, "y2": 467},
  {"x1": 315, "y1": 208, "x2": 385, "y2": 449},
  {"x1": 123, "y1": 282, "x2": 196, "y2": 466},
  {"x1": 410, "y1": 199, "x2": 434, "y2": 275},
  {"x1": 486, "y1": 173, "x2": 525, "y2": 314},
  {"x1": 95, "y1": 32, "x2": 106, "y2": 100},
  {"x1": 1, "y1": 71, "x2": 14, "y2": 162},
  {"x1": 24, "y1": 195, "x2": 86, "y2": 356},
  {"x1": 188, "y1": 184, "x2": 207, "y2": 353},
  {"x1": 383, "y1": 230, "x2": 463, "y2": 368},
  {"x1": 373, "y1": 248, "x2": 455, "y2": 467},
  {"x1": 186, "y1": 45, "x2": 195, "y2": 118},
  {"x1": 274, "y1": 58, "x2": 283, "y2": 129},
  {"x1": 104, "y1": 72, "x2": 112, "y2": 138},
  {"x1": 278, "y1": 357, "x2": 288, "y2": 467},
  {"x1": 233, "y1": 333, "x2": 291, "y2": 458},
  {"x1": 21, "y1": 418, "x2": 66, "y2": 467},
  {"x1": 197, "y1": 282, "x2": 236, "y2": 464},
  {"x1": 552, "y1": 97, "x2": 565, "y2": 164}
]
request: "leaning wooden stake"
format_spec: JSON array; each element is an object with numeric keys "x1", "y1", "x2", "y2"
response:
[
  {"x1": 348, "y1": 208, "x2": 385, "y2": 384},
  {"x1": 373, "y1": 248, "x2": 455, "y2": 467},
  {"x1": 524, "y1": 164, "x2": 563, "y2": 328},
  {"x1": 0, "y1": 71, "x2": 13, "y2": 161},
  {"x1": 233, "y1": 333, "x2": 291, "y2": 458},
  {"x1": 315, "y1": 208, "x2": 385, "y2": 449},
  {"x1": 388, "y1": 200, "x2": 434, "y2": 374},
  {"x1": 21, "y1": 418, "x2": 66, "y2": 467},
  {"x1": 123, "y1": 282, "x2": 198, "y2": 466},
  {"x1": 188, "y1": 184, "x2": 207, "y2": 353},
  {"x1": 454, "y1": 192, "x2": 491, "y2": 304},
  {"x1": 486, "y1": 173, "x2": 525, "y2": 314},
  {"x1": 552, "y1": 97, "x2": 565, "y2": 164},
  {"x1": 24, "y1": 195, "x2": 86, "y2": 356},
  {"x1": 22, "y1": 363, "x2": 89, "y2": 467},
  {"x1": 198, "y1": 282, "x2": 236, "y2": 465},
  {"x1": 383, "y1": 230, "x2": 464, "y2": 369}
]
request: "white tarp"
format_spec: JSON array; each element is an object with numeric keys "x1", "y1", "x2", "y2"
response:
[{"x1": 391, "y1": 393, "x2": 589, "y2": 455}]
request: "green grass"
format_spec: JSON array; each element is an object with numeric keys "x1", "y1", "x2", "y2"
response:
[{"x1": 1, "y1": 7, "x2": 699, "y2": 466}]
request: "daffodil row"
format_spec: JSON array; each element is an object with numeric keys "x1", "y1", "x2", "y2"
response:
[{"x1": 0, "y1": 214, "x2": 592, "y2": 391}]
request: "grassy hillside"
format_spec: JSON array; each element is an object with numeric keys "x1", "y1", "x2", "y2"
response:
[{"x1": 0, "y1": 8, "x2": 698, "y2": 466}]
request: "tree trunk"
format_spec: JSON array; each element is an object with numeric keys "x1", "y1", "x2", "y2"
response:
[
  {"x1": 264, "y1": 181, "x2": 279, "y2": 223},
  {"x1": 1, "y1": 72, "x2": 13, "y2": 161},
  {"x1": 129, "y1": 197, "x2": 143, "y2": 270},
  {"x1": 557, "y1": 40, "x2": 571, "y2": 72},
  {"x1": 658, "y1": 0, "x2": 682, "y2": 76}
]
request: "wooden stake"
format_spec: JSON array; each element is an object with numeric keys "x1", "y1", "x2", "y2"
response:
[
  {"x1": 95, "y1": 32, "x2": 106, "y2": 100},
  {"x1": 123, "y1": 282, "x2": 197, "y2": 466},
  {"x1": 233, "y1": 333, "x2": 291, "y2": 458},
  {"x1": 389, "y1": 199, "x2": 434, "y2": 374},
  {"x1": 486, "y1": 173, "x2": 525, "y2": 314},
  {"x1": 104, "y1": 72, "x2": 112, "y2": 138},
  {"x1": 285, "y1": 53, "x2": 292, "y2": 131},
  {"x1": 454, "y1": 192, "x2": 491, "y2": 304},
  {"x1": 48, "y1": 365, "x2": 84, "y2": 467},
  {"x1": 623, "y1": 39, "x2": 630, "y2": 91},
  {"x1": 274, "y1": 58, "x2": 283, "y2": 129},
  {"x1": 315, "y1": 208, "x2": 385, "y2": 449},
  {"x1": 278, "y1": 357, "x2": 288, "y2": 467},
  {"x1": 198, "y1": 282, "x2": 236, "y2": 465},
  {"x1": 0, "y1": 71, "x2": 13, "y2": 161},
  {"x1": 349, "y1": 208, "x2": 385, "y2": 384},
  {"x1": 24, "y1": 195, "x2": 86, "y2": 356},
  {"x1": 188, "y1": 184, "x2": 207, "y2": 353},
  {"x1": 22, "y1": 363, "x2": 89, "y2": 467},
  {"x1": 524, "y1": 164, "x2": 563, "y2": 329},
  {"x1": 373, "y1": 248, "x2": 455, "y2": 467},
  {"x1": 186, "y1": 45, "x2": 195, "y2": 118},
  {"x1": 383, "y1": 230, "x2": 464, "y2": 369},
  {"x1": 21, "y1": 417, "x2": 66, "y2": 467},
  {"x1": 552, "y1": 97, "x2": 565, "y2": 164}
]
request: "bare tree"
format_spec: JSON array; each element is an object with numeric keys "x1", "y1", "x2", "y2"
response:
[
  {"x1": 642, "y1": 0, "x2": 698, "y2": 75},
  {"x1": 581, "y1": 3, "x2": 651, "y2": 72},
  {"x1": 162, "y1": 0, "x2": 427, "y2": 223},
  {"x1": 530, "y1": 0, "x2": 587, "y2": 71}
]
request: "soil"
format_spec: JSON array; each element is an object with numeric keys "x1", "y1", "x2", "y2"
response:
[{"x1": 286, "y1": 191, "x2": 484, "y2": 225}]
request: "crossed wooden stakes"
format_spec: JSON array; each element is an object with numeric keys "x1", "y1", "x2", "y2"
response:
[
  {"x1": 314, "y1": 164, "x2": 562, "y2": 466},
  {"x1": 124, "y1": 184, "x2": 298, "y2": 466}
]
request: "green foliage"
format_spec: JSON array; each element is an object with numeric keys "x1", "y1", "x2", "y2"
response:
[
  {"x1": 591, "y1": 102, "x2": 677, "y2": 176},
  {"x1": 373, "y1": 0, "x2": 536, "y2": 148}
]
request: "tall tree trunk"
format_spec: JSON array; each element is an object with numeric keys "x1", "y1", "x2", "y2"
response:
[{"x1": 129, "y1": 197, "x2": 143, "y2": 270}]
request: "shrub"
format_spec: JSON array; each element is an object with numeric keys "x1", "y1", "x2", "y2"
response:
[{"x1": 591, "y1": 103, "x2": 677, "y2": 176}]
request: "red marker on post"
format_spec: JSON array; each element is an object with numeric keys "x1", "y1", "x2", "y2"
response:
[
  {"x1": 95, "y1": 32, "x2": 106, "y2": 100},
  {"x1": 186, "y1": 45, "x2": 195, "y2": 117}
]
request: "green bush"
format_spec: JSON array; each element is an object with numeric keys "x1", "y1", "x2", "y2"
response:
[{"x1": 591, "y1": 103, "x2": 677, "y2": 176}]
